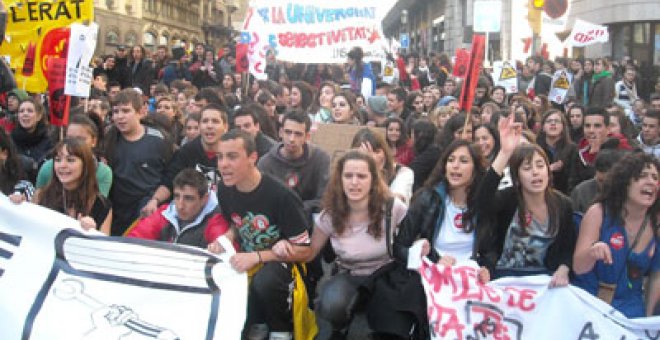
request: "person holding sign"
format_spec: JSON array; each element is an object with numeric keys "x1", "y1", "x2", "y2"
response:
[
  {"x1": 476, "y1": 113, "x2": 577, "y2": 285},
  {"x1": 573, "y1": 152, "x2": 659, "y2": 317}
]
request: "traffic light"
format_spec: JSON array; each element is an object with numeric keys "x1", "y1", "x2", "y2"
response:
[{"x1": 528, "y1": 0, "x2": 543, "y2": 34}]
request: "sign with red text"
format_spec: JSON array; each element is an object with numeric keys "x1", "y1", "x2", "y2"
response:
[
  {"x1": 0, "y1": 195, "x2": 247, "y2": 340},
  {"x1": 568, "y1": 19, "x2": 609, "y2": 47},
  {"x1": 0, "y1": 0, "x2": 94, "y2": 92},
  {"x1": 242, "y1": 0, "x2": 387, "y2": 79},
  {"x1": 419, "y1": 260, "x2": 660, "y2": 340}
]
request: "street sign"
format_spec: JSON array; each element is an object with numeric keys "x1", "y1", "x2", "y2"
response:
[
  {"x1": 400, "y1": 33, "x2": 410, "y2": 49},
  {"x1": 544, "y1": 0, "x2": 568, "y2": 19},
  {"x1": 473, "y1": 0, "x2": 502, "y2": 33}
]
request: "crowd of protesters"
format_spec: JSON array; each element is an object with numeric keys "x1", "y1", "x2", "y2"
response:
[{"x1": 0, "y1": 40, "x2": 659, "y2": 339}]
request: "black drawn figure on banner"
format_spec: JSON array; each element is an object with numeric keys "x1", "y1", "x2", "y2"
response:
[{"x1": 53, "y1": 278, "x2": 179, "y2": 340}]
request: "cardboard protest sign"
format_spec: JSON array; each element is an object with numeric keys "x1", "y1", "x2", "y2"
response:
[
  {"x1": 0, "y1": 0, "x2": 94, "y2": 92},
  {"x1": 418, "y1": 260, "x2": 660, "y2": 340},
  {"x1": 311, "y1": 123, "x2": 385, "y2": 165},
  {"x1": 0, "y1": 195, "x2": 247, "y2": 340}
]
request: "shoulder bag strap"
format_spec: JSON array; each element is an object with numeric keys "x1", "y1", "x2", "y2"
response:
[{"x1": 384, "y1": 197, "x2": 395, "y2": 259}]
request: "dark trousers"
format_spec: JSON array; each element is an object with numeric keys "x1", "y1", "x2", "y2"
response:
[
  {"x1": 246, "y1": 262, "x2": 294, "y2": 333},
  {"x1": 316, "y1": 272, "x2": 367, "y2": 332}
]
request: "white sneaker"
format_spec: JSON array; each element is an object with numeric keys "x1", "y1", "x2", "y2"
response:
[{"x1": 269, "y1": 331, "x2": 293, "y2": 340}]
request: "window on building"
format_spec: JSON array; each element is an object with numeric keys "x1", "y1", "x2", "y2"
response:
[
  {"x1": 106, "y1": 30, "x2": 119, "y2": 45},
  {"x1": 126, "y1": 32, "x2": 138, "y2": 46},
  {"x1": 143, "y1": 32, "x2": 156, "y2": 48},
  {"x1": 159, "y1": 34, "x2": 168, "y2": 46}
]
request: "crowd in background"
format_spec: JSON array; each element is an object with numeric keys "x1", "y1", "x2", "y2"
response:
[{"x1": 0, "y1": 40, "x2": 658, "y2": 339}]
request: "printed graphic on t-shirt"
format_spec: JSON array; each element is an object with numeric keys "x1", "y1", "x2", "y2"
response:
[
  {"x1": 285, "y1": 171, "x2": 299, "y2": 189},
  {"x1": 497, "y1": 214, "x2": 552, "y2": 270},
  {"x1": 195, "y1": 163, "x2": 220, "y2": 192},
  {"x1": 231, "y1": 212, "x2": 280, "y2": 251}
]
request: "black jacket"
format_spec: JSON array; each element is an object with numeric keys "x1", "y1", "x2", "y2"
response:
[
  {"x1": 394, "y1": 182, "x2": 495, "y2": 271},
  {"x1": 129, "y1": 59, "x2": 155, "y2": 96},
  {"x1": 476, "y1": 168, "x2": 577, "y2": 274}
]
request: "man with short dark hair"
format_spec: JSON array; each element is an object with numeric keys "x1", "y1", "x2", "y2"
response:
[
  {"x1": 387, "y1": 87, "x2": 409, "y2": 120},
  {"x1": 571, "y1": 149, "x2": 627, "y2": 213},
  {"x1": 526, "y1": 55, "x2": 552, "y2": 97},
  {"x1": 106, "y1": 89, "x2": 173, "y2": 236},
  {"x1": 211, "y1": 129, "x2": 310, "y2": 340},
  {"x1": 638, "y1": 110, "x2": 660, "y2": 158},
  {"x1": 257, "y1": 111, "x2": 330, "y2": 217},
  {"x1": 127, "y1": 168, "x2": 231, "y2": 248},
  {"x1": 141, "y1": 104, "x2": 229, "y2": 217},
  {"x1": 233, "y1": 106, "x2": 276, "y2": 159},
  {"x1": 568, "y1": 107, "x2": 631, "y2": 191},
  {"x1": 651, "y1": 93, "x2": 660, "y2": 111}
]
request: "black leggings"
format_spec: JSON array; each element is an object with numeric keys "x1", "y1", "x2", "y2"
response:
[{"x1": 316, "y1": 272, "x2": 367, "y2": 332}]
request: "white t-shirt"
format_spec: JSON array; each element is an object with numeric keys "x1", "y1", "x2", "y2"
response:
[
  {"x1": 433, "y1": 197, "x2": 474, "y2": 262},
  {"x1": 316, "y1": 198, "x2": 408, "y2": 276},
  {"x1": 390, "y1": 165, "x2": 414, "y2": 205}
]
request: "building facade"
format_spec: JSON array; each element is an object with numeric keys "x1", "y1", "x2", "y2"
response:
[{"x1": 94, "y1": 0, "x2": 248, "y2": 55}]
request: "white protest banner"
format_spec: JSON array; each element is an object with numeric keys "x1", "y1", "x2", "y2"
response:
[
  {"x1": 65, "y1": 23, "x2": 98, "y2": 97},
  {"x1": 568, "y1": 19, "x2": 609, "y2": 47},
  {"x1": 491, "y1": 61, "x2": 518, "y2": 94},
  {"x1": 549, "y1": 69, "x2": 573, "y2": 104},
  {"x1": 0, "y1": 194, "x2": 247, "y2": 340},
  {"x1": 419, "y1": 260, "x2": 660, "y2": 340},
  {"x1": 242, "y1": 0, "x2": 387, "y2": 79}
]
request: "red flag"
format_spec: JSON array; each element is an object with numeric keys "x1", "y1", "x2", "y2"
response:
[
  {"x1": 458, "y1": 35, "x2": 485, "y2": 113},
  {"x1": 453, "y1": 49, "x2": 471, "y2": 78},
  {"x1": 47, "y1": 58, "x2": 70, "y2": 126},
  {"x1": 235, "y1": 43, "x2": 248, "y2": 73}
]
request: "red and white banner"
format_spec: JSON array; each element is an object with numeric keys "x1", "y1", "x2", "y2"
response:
[
  {"x1": 419, "y1": 260, "x2": 659, "y2": 340},
  {"x1": 241, "y1": 0, "x2": 387, "y2": 80},
  {"x1": 568, "y1": 19, "x2": 609, "y2": 47}
]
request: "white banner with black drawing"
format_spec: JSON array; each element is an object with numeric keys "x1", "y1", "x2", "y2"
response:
[
  {"x1": 419, "y1": 259, "x2": 659, "y2": 340},
  {"x1": 0, "y1": 194, "x2": 247, "y2": 340}
]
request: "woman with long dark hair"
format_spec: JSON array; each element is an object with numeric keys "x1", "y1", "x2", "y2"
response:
[
  {"x1": 1, "y1": 129, "x2": 33, "y2": 200},
  {"x1": 474, "y1": 123, "x2": 500, "y2": 165},
  {"x1": 409, "y1": 119, "x2": 440, "y2": 192},
  {"x1": 33, "y1": 138, "x2": 112, "y2": 234},
  {"x1": 477, "y1": 114, "x2": 576, "y2": 284},
  {"x1": 290, "y1": 81, "x2": 315, "y2": 114},
  {"x1": 11, "y1": 97, "x2": 54, "y2": 181},
  {"x1": 384, "y1": 117, "x2": 414, "y2": 166},
  {"x1": 394, "y1": 139, "x2": 491, "y2": 277},
  {"x1": 536, "y1": 109, "x2": 577, "y2": 194},
  {"x1": 573, "y1": 152, "x2": 659, "y2": 317},
  {"x1": 346, "y1": 46, "x2": 376, "y2": 97}
]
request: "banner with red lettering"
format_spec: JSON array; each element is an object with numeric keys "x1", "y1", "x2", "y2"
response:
[
  {"x1": 419, "y1": 260, "x2": 660, "y2": 340},
  {"x1": 568, "y1": 19, "x2": 609, "y2": 47},
  {"x1": 241, "y1": 0, "x2": 387, "y2": 80}
]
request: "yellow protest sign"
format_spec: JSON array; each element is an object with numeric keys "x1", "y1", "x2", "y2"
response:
[
  {"x1": 0, "y1": 0, "x2": 93, "y2": 93},
  {"x1": 554, "y1": 72, "x2": 570, "y2": 89},
  {"x1": 500, "y1": 62, "x2": 517, "y2": 80}
]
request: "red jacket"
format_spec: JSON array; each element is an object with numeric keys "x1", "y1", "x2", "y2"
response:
[{"x1": 127, "y1": 203, "x2": 232, "y2": 249}]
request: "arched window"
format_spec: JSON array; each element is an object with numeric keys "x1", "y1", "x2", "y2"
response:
[
  {"x1": 159, "y1": 33, "x2": 168, "y2": 46},
  {"x1": 105, "y1": 30, "x2": 119, "y2": 45},
  {"x1": 126, "y1": 31, "x2": 138, "y2": 46},
  {"x1": 143, "y1": 32, "x2": 156, "y2": 48}
]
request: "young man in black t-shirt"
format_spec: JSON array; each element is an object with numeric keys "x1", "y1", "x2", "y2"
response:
[
  {"x1": 209, "y1": 129, "x2": 310, "y2": 340},
  {"x1": 141, "y1": 104, "x2": 229, "y2": 217},
  {"x1": 106, "y1": 89, "x2": 172, "y2": 236}
]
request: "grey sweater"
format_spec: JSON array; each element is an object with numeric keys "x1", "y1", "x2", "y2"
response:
[{"x1": 257, "y1": 143, "x2": 330, "y2": 216}]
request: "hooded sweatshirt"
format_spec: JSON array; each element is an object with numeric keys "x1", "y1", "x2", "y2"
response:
[{"x1": 257, "y1": 143, "x2": 330, "y2": 215}]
